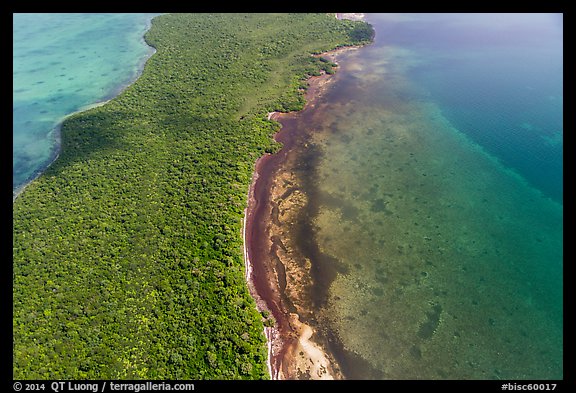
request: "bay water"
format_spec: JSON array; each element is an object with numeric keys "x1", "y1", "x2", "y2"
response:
[
  {"x1": 13, "y1": 13, "x2": 157, "y2": 196},
  {"x1": 12, "y1": 12, "x2": 563, "y2": 379},
  {"x1": 285, "y1": 13, "x2": 563, "y2": 379}
]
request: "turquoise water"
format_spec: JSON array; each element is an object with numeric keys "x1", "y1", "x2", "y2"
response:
[
  {"x1": 379, "y1": 13, "x2": 564, "y2": 204},
  {"x1": 13, "y1": 13, "x2": 157, "y2": 195},
  {"x1": 274, "y1": 13, "x2": 563, "y2": 379}
]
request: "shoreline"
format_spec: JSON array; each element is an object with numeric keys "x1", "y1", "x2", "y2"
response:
[
  {"x1": 12, "y1": 98, "x2": 111, "y2": 202},
  {"x1": 13, "y1": 18, "x2": 157, "y2": 203},
  {"x1": 14, "y1": 13, "x2": 373, "y2": 379},
  {"x1": 243, "y1": 45, "x2": 360, "y2": 379}
]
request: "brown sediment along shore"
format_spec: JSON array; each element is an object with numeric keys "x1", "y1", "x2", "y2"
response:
[{"x1": 243, "y1": 46, "x2": 360, "y2": 380}]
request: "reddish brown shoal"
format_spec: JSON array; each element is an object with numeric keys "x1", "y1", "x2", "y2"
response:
[{"x1": 244, "y1": 66, "x2": 343, "y2": 379}]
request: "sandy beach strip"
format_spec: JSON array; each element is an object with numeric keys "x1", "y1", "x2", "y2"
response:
[{"x1": 242, "y1": 45, "x2": 360, "y2": 380}]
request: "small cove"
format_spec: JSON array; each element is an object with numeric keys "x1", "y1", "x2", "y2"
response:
[{"x1": 13, "y1": 13, "x2": 158, "y2": 198}]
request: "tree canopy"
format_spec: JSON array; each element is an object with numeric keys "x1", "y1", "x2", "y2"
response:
[{"x1": 13, "y1": 13, "x2": 373, "y2": 379}]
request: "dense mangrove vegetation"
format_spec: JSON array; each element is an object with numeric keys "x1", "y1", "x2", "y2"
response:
[{"x1": 13, "y1": 13, "x2": 372, "y2": 379}]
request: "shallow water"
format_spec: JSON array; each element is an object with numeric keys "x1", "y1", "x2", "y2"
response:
[
  {"x1": 276, "y1": 13, "x2": 563, "y2": 379},
  {"x1": 13, "y1": 13, "x2": 157, "y2": 195}
]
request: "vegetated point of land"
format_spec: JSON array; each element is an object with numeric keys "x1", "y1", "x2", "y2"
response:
[{"x1": 13, "y1": 13, "x2": 373, "y2": 379}]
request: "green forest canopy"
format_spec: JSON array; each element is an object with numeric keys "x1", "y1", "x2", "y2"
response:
[{"x1": 13, "y1": 13, "x2": 372, "y2": 379}]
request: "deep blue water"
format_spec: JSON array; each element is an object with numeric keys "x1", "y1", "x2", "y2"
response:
[
  {"x1": 283, "y1": 13, "x2": 563, "y2": 379},
  {"x1": 12, "y1": 12, "x2": 563, "y2": 379},
  {"x1": 13, "y1": 13, "x2": 158, "y2": 197},
  {"x1": 371, "y1": 13, "x2": 563, "y2": 204}
]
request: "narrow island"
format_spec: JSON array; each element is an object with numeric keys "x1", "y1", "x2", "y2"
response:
[{"x1": 13, "y1": 13, "x2": 372, "y2": 379}]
